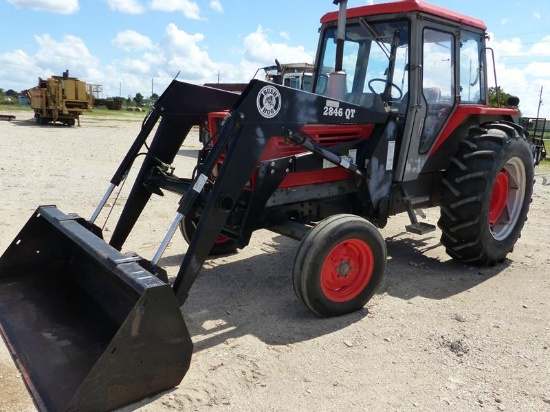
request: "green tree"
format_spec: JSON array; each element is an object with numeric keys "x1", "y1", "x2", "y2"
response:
[
  {"x1": 488, "y1": 86, "x2": 512, "y2": 108},
  {"x1": 133, "y1": 92, "x2": 144, "y2": 106}
]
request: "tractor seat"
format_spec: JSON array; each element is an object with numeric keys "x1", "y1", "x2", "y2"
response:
[{"x1": 423, "y1": 87, "x2": 441, "y2": 103}]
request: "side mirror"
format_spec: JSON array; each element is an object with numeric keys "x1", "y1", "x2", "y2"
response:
[{"x1": 507, "y1": 96, "x2": 520, "y2": 108}]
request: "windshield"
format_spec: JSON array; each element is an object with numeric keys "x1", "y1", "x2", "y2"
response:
[{"x1": 314, "y1": 20, "x2": 410, "y2": 113}]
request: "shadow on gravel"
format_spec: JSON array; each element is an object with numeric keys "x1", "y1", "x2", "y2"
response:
[
  {"x1": 157, "y1": 230, "x2": 510, "y2": 353},
  {"x1": 8, "y1": 118, "x2": 75, "y2": 128},
  {"x1": 159, "y1": 234, "x2": 367, "y2": 352},
  {"x1": 383, "y1": 231, "x2": 510, "y2": 301}
]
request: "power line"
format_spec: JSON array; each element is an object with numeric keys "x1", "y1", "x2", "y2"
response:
[
  {"x1": 498, "y1": 60, "x2": 550, "y2": 66},
  {"x1": 490, "y1": 29, "x2": 550, "y2": 40}
]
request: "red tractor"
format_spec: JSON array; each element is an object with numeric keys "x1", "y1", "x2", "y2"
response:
[{"x1": 0, "y1": 1, "x2": 535, "y2": 411}]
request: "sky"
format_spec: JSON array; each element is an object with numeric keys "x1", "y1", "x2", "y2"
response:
[{"x1": 1, "y1": 0, "x2": 550, "y2": 118}]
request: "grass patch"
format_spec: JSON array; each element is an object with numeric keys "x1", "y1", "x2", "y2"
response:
[
  {"x1": 0, "y1": 104, "x2": 33, "y2": 113},
  {"x1": 85, "y1": 107, "x2": 147, "y2": 122},
  {"x1": 0, "y1": 104, "x2": 146, "y2": 122},
  {"x1": 537, "y1": 156, "x2": 550, "y2": 173}
]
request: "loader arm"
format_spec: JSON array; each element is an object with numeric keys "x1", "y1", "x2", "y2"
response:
[
  {"x1": 170, "y1": 80, "x2": 389, "y2": 305},
  {"x1": 107, "y1": 81, "x2": 240, "y2": 250}
]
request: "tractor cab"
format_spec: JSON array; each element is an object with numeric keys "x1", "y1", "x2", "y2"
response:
[{"x1": 313, "y1": 1, "x2": 488, "y2": 181}]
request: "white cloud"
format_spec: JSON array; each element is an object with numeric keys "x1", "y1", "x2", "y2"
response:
[
  {"x1": 88, "y1": 19, "x2": 253, "y2": 97},
  {"x1": 487, "y1": 34, "x2": 524, "y2": 58},
  {"x1": 0, "y1": 34, "x2": 104, "y2": 95},
  {"x1": 105, "y1": 22, "x2": 229, "y2": 92},
  {"x1": 150, "y1": 0, "x2": 201, "y2": 19},
  {"x1": 486, "y1": 34, "x2": 550, "y2": 118},
  {"x1": 161, "y1": 23, "x2": 219, "y2": 78},
  {"x1": 0, "y1": 49, "x2": 34, "y2": 69},
  {"x1": 119, "y1": 53, "x2": 162, "y2": 75},
  {"x1": 241, "y1": 26, "x2": 313, "y2": 71},
  {"x1": 533, "y1": 12, "x2": 541, "y2": 20},
  {"x1": 33, "y1": 34, "x2": 99, "y2": 78},
  {"x1": 113, "y1": 30, "x2": 154, "y2": 52},
  {"x1": 280, "y1": 31, "x2": 290, "y2": 41},
  {"x1": 6, "y1": 0, "x2": 79, "y2": 14},
  {"x1": 105, "y1": 0, "x2": 144, "y2": 14},
  {"x1": 530, "y1": 35, "x2": 550, "y2": 56},
  {"x1": 524, "y1": 62, "x2": 550, "y2": 78},
  {"x1": 0, "y1": 50, "x2": 36, "y2": 90},
  {"x1": 210, "y1": 0, "x2": 222, "y2": 12}
]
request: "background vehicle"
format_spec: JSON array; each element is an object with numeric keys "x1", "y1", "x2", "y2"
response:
[
  {"x1": 256, "y1": 60, "x2": 315, "y2": 91},
  {"x1": 520, "y1": 117, "x2": 547, "y2": 164},
  {"x1": 0, "y1": 1, "x2": 535, "y2": 411},
  {"x1": 28, "y1": 70, "x2": 93, "y2": 126}
]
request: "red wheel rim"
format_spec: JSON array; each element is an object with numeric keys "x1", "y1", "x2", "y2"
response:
[
  {"x1": 214, "y1": 234, "x2": 231, "y2": 245},
  {"x1": 320, "y1": 239, "x2": 374, "y2": 303},
  {"x1": 489, "y1": 171, "x2": 509, "y2": 226}
]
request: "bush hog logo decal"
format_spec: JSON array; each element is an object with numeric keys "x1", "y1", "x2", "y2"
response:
[{"x1": 257, "y1": 85, "x2": 282, "y2": 118}]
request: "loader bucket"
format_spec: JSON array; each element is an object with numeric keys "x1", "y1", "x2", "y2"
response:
[{"x1": 0, "y1": 206, "x2": 193, "y2": 412}]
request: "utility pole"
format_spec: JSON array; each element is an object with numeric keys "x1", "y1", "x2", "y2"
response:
[{"x1": 536, "y1": 85, "x2": 543, "y2": 119}]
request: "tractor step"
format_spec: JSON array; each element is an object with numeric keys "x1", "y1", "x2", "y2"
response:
[{"x1": 406, "y1": 222, "x2": 436, "y2": 235}]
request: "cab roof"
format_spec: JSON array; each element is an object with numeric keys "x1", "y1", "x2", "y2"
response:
[{"x1": 321, "y1": 0, "x2": 486, "y2": 31}]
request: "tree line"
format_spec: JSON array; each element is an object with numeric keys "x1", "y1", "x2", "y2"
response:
[
  {"x1": 0, "y1": 87, "x2": 159, "y2": 108},
  {"x1": 0, "y1": 85, "x2": 522, "y2": 111}
]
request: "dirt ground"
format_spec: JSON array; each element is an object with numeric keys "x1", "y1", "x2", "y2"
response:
[{"x1": 0, "y1": 109, "x2": 548, "y2": 412}]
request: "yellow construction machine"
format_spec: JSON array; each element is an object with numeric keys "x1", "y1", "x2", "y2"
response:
[{"x1": 28, "y1": 70, "x2": 93, "y2": 126}]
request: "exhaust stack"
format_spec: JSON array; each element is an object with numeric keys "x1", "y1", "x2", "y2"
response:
[{"x1": 328, "y1": 0, "x2": 348, "y2": 99}]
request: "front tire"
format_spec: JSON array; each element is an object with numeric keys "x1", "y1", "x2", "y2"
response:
[
  {"x1": 438, "y1": 122, "x2": 534, "y2": 265},
  {"x1": 179, "y1": 215, "x2": 239, "y2": 256},
  {"x1": 292, "y1": 214, "x2": 386, "y2": 317}
]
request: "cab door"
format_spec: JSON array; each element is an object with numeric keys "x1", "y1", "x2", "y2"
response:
[{"x1": 396, "y1": 21, "x2": 458, "y2": 182}]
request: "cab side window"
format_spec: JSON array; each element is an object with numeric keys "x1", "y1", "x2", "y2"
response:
[
  {"x1": 420, "y1": 28, "x2": 455, "y2": 153},
  {"x1": 459, "y1": 31, "x2": 484, "y2": 104}
]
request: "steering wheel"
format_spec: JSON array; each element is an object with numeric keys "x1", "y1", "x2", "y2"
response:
[{"x1": 368, "y1": 78, "x2": 403, "y2": 100}]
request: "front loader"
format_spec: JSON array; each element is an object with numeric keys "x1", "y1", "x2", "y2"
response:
[{"x1": 0, "y1": 1, "x2": 535, "y2": 410}]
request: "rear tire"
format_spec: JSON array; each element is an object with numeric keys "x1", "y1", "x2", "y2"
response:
[
  {"x1": 179, "y1": 216, "x2": 239, "y2": 256},
  {"x1": 438, "y1": 122, "x2": 534, "y2": 265},
  {"x1": 292, "y1": 214, "x2": 386, "y2": 317}
]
